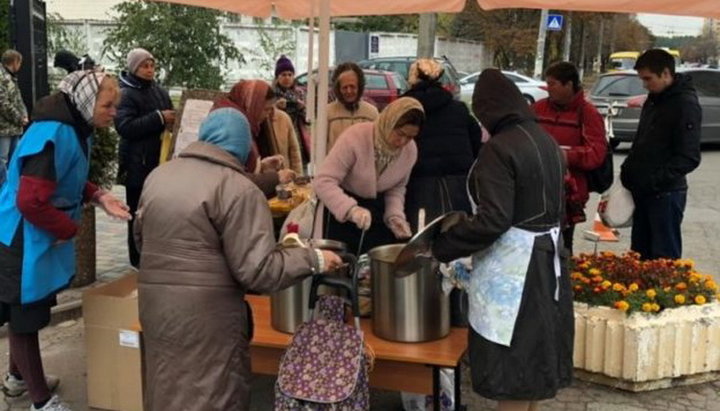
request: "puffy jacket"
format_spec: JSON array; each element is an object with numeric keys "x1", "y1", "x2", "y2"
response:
[
  {"x1": 403, "y1": 81, "x2": 482, "y2": 178},
  {"x1": 533, "y1": 91, "x2": 606, "y2": 223},
  {"x1": 0, "y1": 67, "x2": 27, "y2": 137},
  {"x1": 620, "y1": 73, "x2": 701, "y2": 194},
  {"x1": 115, "y1": 72, "x2": 173, "y2": 188}
]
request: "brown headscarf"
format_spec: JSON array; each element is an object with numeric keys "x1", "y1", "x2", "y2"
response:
[
  {"x1": 373, "y1": 97, "x2": 424, "y2": 176},
  {"x1": 213, "y1": 80, "x2": 273, "y2": 172}
]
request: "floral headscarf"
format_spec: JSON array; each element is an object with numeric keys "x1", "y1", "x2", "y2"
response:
[
  {"x1": 58, "y1": 69, "x2": 107, "y2": 125},
  {"x1": 373, "y1": 97, "x2": 424, "y2": 175}
]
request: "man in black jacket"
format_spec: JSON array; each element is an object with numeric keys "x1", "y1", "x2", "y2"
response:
[
  {"x1": 115, "y1": 48, "x2": 174, "y2": 267},
  {"x1": 620, "y1": 49, "x2": 701, "y2": 260}
]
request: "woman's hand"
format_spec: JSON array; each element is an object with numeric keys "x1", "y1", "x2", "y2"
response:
[
  {"x1": 388, "y1": 216, "x2": 412, "y2": 239},
  {"x1": 348, "y1": 207, "x2": 371, "y2": 231},
  {"x1": 320, "y1": 250, "x2": 344, "y2": 273},
  {"x1": 278, "y1": 169, "x2": 296, "y2": 184},
  {"x1": 261, "y1": 155, "x2": 285, "y2": 172},
  {"x1": 95, "y1": 192, "x2": 132, "y2": 221}
]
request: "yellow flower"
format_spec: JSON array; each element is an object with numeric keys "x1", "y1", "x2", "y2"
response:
[
  {"x1": 675, "y1": 282, "x2": 688, "y2": 291},
  {"x1": 642, "y1": 303, "x2": 653, "y2": 312},
  {"x1": 614, "y1": 301, "x2": 630, "y2": 312},
  {"x1": 689, "y1": 272, "x2": 702, "y2": 283},
  {"x1": 695, "y1": 295, "x2": 707, "y2": 305},
  {"x1": 629, "y1": 283, "x2": 640, "y2": 292},
  {"x1": 674, "y1": 294, "x2": 686, "y2": 304},
  {"x1": 651, "y1": 303, "x2": 661, "y2": 312},
  {"x1": 579, "y1": 263, "x2": 590, "y2": 270},
  {"x1": 613, "y1": 283, "x2": 625, "y2": 292},
  {"x1": 705, "y1": 280, "x2": 718, "y2": 291},
  {"x1": 588, "y1": 268, "x2": 601, "y2": 276},
  {"x1": 601, "y1": 280, "x2": 612, "y2": 289},
  {"x1": 646, "y1": 289, "x2": 657, "y2": 299},
  {"x1": 674, "y1": 259, "x2": 694, "y2": 269}
]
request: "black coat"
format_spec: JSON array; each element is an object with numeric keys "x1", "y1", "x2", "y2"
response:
[
  {"x1": 402, "y1": 82, "x2": 482, "y2": 228},
  {"x1": 432, "y1": 69, "x2": 573, "y2": 401},
  {"x1": 115, "y1": 72, "x2": 173, "y2": 188},
  {"x1": 620, "y1": 73, "x2": 701, "y2": 194}
]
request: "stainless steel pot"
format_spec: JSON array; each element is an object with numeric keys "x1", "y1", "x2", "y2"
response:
[
  {"x1": 369, "y1": 244, "x2": 450, "y2": 342},
  {"x1": 270, "y1": 240, "x2": 346, "y2": 334}
]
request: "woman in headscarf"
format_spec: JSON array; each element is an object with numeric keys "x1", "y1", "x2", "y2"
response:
[
  {"x1": 0, "y1": 70, "x2": 130, "y2": 411},
  {"x1": 432, "y1": 69, "x2": 573, "y2": 411},
  {"x1": 134, "y1": 108, "x2": 342, "y2": 411},
  {"x1": 314, "y1": 97, "x2": 424, "y2": 255},
  {"x1": 213, "y1": 80, "x2": 296, "y2": 196}
]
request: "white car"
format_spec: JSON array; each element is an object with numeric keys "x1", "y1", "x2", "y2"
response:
[{"x1": 460, "y1": 71, "x2": 548, "y2": 104}]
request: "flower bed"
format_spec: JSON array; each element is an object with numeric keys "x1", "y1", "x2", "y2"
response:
[{"x1": 570, "y1": 252, "x2": 720, "y2": 391}]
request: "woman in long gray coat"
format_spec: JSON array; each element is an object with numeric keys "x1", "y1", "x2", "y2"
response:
[
  {"x1": 433, "y1": 69, "x2": 574, "y2": 411},
  {"x1": 134, "y1": 108, "x2": 342, "y2": 411}
]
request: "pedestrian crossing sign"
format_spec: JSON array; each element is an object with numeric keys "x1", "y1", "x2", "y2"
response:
[{"x1": 547, "y1": 14, "x2": 564, "y2": 31}]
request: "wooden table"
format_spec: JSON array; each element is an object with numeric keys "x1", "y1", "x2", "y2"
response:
[{"x1": 247, "y1": 295, "x2": 468, "y2": 410}]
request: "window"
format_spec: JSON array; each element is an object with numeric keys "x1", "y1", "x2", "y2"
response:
[
  {"x1": 591, "y1": 75, "x2": 645, "y2": 97},
  {"x1": 686, "y1": 71, "x2": 720, "y2": 97},
  {"x1": 366, "y1": 74, "x2": 388, "y2": 90},
  {"x1": 392, "y1": 73, "x2": 409, "y2": 94}
]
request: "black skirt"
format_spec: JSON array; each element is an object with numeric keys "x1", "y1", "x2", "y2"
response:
[
  {"x1": 323, "y1": 191, "x2": 397, "y2": 255},
  {"x1": 468, "y1": 234, "x2": 574, "y2": 401}
]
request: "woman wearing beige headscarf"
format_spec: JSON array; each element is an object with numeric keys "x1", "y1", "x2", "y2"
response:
[{"x1": 313, "y1": 97, "x2": 424, "y2": 254}]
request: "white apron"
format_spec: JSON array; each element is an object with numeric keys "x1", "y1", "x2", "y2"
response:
[{"x1": 468, "y1": 226, "x2": 560, "y2": 347}]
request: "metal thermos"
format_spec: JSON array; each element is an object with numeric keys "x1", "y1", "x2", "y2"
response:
[
  {"x1": 270, "y1": 239, "x2": 346, "y2": 334},
  {"x1": 368, "y1": 244, "x2": 450, "y2": 342}
]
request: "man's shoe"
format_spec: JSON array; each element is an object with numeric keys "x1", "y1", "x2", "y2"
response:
[
  {"x1": 29, "y1": 394, "x2": 72, "y2": 411},
  {"x1": 2, "y1": 373, "x2": 60, "y2": 398}
]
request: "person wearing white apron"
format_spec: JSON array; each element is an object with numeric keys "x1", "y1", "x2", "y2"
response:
[{"x1": 433, "y1": 69, "x2": 574, "y2": 411}]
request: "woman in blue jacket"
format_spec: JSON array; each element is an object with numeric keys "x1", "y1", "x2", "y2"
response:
[{"x1": 0, "y1": 70, "x2": 130, "y2": 411}]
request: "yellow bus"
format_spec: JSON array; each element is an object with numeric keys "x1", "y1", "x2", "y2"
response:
[{"x1": 608, "y1": 49, "x2": 682, "y2": 72}]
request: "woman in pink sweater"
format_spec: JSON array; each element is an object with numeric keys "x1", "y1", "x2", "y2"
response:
[{"x1": 314, "y1": 97, "x2": 424, "y2": 254}]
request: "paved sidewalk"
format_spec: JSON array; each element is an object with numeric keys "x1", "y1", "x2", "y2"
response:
[{"x1": 1, "y1": 184, "x2": 719, "y2": 410}]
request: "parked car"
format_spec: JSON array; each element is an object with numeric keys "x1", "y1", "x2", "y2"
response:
[
  {"x1": 294, "y1": 68, "x2": 409, "y2": 111},
  {"x1": 356, "y1": 56, "x2": 462, "y2": 100},
  {"x1": 588, "y1": 68, "x2": 720, "y2": 146},
  {"x1": 459, "y1": 71, "x2": 548, "y2": 104}
]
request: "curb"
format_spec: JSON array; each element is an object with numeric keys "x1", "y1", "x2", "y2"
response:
[{"x1": 50, "y1": 300, "x2": 83, "y2": 326}]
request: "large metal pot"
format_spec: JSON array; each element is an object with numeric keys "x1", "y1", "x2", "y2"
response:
[
  {"x1": 369, "y1": 244, "x2": 449, "y2": 342},
  {"x1": 270, "y1": 239, "x2": 346, "y2": 334}
]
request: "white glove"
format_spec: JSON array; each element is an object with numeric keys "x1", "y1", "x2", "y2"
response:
[
  {"x1": 348, "y1": 206, "x2": 372, "y2": 231},
  {"x1": 388, "y1": 216, "x2": 412, "y2": 239}
]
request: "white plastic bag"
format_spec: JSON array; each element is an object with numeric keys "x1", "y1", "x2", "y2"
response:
[
  {"x1": 598, "y1": 179, "x2": 634, "y2": 228},
  {"x1": 401, "y1": 368, "x2": 455, "y2": 411},
  {"x1": 279, "y1": 196, "x2": 318, "y2": 239}
]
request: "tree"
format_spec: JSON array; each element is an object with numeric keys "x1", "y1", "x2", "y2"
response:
[
  {"x1": 333, "y1": 15, "x2": 419, "y2": 33},
  {"x1": 680, "y1": 33, "x2": 719, "y2": 63},
  {"x1": 103, "y1": 2, "x2": 242, "y2": 89},
  {"x1": 450, "y1": 2, "x2": 539, "y2": 73},
  {"x1": 0, "y1": 0, "x2": 9, "y2": 51}
]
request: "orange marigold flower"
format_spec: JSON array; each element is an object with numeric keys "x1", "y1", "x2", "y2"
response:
[
  {"x1": 592, "y1": 276, "x2": 604, "y2": 284},
  {"x1": 614, "y1": 301, "x2": 630, "y2": 311},
  {"x1": 646, "y1": 289, "x2": 657, "y2": 299},
  {"x1": 570, "y1": 272, "x2": 584, "y2": 280},
  {"x1": 651, "y1": 303, "x2": 661, "y2": 312},
  {"x1": 593, "y1": 287, "x2": 603, "y2": 294},
  {"x1": 601, "y1": 280, "x2": 612, "y2": 289},
  {"x1": 629, "y1": 283, "x2": 640, "y2": 292},
  {"x1": 612, "y1": 283, "x2": 625, "y2": 292},
  {"x1": 588, "y1": 268, "x2": 601, "y2": 276},
  {"x1": 573, "y1": 285, "x2": 583, "y2": 293},
  {"x1": 675, "y1": 282, "x2": 688, "y2": 291},
  {"x1": 674, "y1": 294, "x2": 686, "y2": 304},
  {"x1": 695, "y1": 295, "x2": 707, "y2": 305},
  {"x1": 581, "y1": 277, "x2": 591, "y2": 284},
  {"x1": 642, "y1": 303, "x2": 653, "y2": 312},
  {"x1": 602, "y1": 251, "x2": 615, "y2": 258},
  {"x1": 705, "y1": 280, "x2": 718, "y2": 291}
]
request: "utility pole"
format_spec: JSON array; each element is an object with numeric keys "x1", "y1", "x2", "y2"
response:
[
  {"x1": 417, "y1": 13, "x2": 437, "y2": 58},
  {"x1": 562, "y1": 12, "x2": 573, "y2": 61},
  {"x1": 534, "y1": 9, "x2": 549, "y2": 78},
  {"x1": 596, "y1": 18, "x2": 605, "y2": 73}
]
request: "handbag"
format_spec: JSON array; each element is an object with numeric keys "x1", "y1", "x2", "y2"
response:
[
  {"x1": 597, "y1": 179, "x2": 634, "y2": 228},
  {"x1": 578, "y1": 104, "x2": 614, "y2": 194}
]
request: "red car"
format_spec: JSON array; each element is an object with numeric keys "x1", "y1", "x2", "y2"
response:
[{"x1": 295, "y1": 68, "x2": 409, "y2": 111}]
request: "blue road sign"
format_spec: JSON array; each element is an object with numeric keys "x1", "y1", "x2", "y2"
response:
[{"x1": 547, "y1": 14, "x2": 564, "y2": 31}]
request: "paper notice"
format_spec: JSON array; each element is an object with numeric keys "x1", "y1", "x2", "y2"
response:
[
  {"x1": 172, "y1": 99, "x2": 215, "y2": 158},
  {"x1": 118, "y1": 330, "x2": 140, "y2": 349}
]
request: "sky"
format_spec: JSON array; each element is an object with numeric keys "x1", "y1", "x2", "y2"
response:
[{"x1": 636, "y1": 14, "x2": 705, "y2": 37}]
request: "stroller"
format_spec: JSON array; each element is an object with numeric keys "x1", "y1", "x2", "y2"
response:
[{"x1": 274, "y1": 256, "x2": 371, "y2": 410}]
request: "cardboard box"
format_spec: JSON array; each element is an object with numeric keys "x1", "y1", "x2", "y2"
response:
[{"x1": 83, "y1": 272, "x2": 143, "y2": 411}]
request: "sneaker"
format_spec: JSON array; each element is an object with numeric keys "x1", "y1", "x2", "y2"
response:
[
  {"x1": 29, "y1": 395, "x2": 72, "y2": 411},
  {"x1": 2, "y1": 373, "x2": 60, "y2": 398}
]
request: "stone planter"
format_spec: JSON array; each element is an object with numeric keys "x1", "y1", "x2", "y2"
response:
[{"x1": 573, "y1": 301, "x2": 720, "y2": 391}]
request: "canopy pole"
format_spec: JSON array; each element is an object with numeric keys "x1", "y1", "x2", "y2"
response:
[
  {"x1": 313, "y1": 0, "x2": 331, "y2": 169},
  {"x1": 306, "y1": 1, "x2": 317, "y2": 175}
]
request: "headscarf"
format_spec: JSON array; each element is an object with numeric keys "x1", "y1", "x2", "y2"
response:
[
  {"x1": 373, "y1": 97, "x2": 424, "y2": 175},
  {"x1": 58, "y1": 69, "x2": 108, "y2": 125},
  {"x1": 212, "y1": 80, "x2": 273, "y2": 173},
  {"x1": 198, "y1": 108, "x2": 252, "y2": 164},
  {"x1": 408, "y1": 58, "x2": 444, "y2": 86}
]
